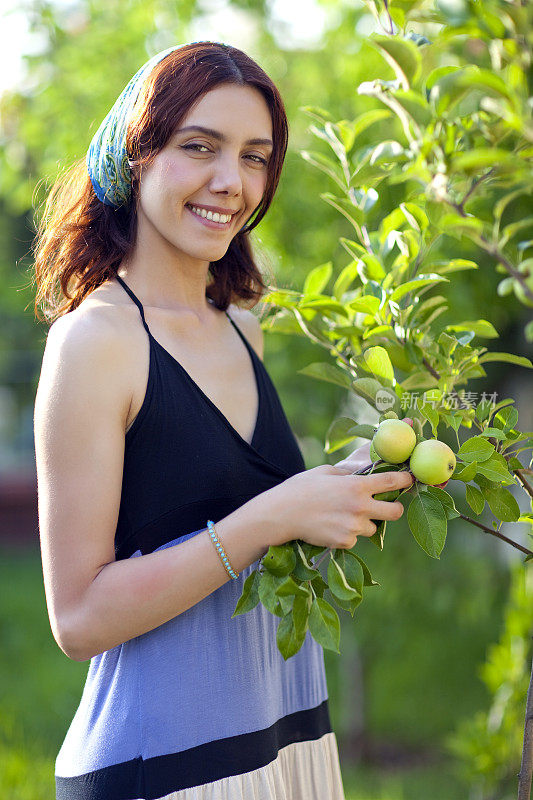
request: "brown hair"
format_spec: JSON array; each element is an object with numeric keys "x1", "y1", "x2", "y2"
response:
[{"x1": 32, "y1": 42, "x2": 288, "y2": 324}]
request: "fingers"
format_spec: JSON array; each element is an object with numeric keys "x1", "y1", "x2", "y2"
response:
[
  {"x1": 367, "y1": 499, "x2": 405, "y2": 522},
  {"x1": 365, "y1": 470, "x2": 414, "y2": 494}
]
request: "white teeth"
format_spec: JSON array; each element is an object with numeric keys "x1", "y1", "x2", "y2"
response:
[{"x1": 189, "y1": 205, "x2": 232, "y2": 224}]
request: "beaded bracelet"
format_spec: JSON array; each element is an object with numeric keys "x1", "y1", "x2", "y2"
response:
[{"x1": 207, "y1": 520, "x2": 239, "y2": 580}]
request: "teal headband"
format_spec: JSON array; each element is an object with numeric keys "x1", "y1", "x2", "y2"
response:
[{"x1": 86, "y1": 45, "x2": 182, "y2": 208}]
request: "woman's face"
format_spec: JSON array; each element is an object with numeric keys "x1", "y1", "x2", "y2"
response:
[{"x1": 135, "y1": 83, "x2": 274, "y2": 264}]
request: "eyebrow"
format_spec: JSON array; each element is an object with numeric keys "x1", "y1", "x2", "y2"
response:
[{"x1": 176, "y1": 125, "x2": 273, "y2": 148}]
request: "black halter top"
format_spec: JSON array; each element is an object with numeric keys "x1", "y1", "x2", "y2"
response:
[{"x1": 112, "y1": 275, "x2": 306, "y2": 561}]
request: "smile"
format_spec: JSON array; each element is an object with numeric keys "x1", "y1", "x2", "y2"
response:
[{"x1": 186, "y1": 204, "x2": 235, "y2": 226}]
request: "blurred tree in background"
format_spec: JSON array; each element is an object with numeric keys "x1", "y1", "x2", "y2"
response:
[{"x1": 0, "y1": 1, "x2": 531, "y2": 797}]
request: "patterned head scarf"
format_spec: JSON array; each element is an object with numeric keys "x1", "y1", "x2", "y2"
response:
[{"x1": 86, "y1": 45, "x2": 181, "y2": 208}]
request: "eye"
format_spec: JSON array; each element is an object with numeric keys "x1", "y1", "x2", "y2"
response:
[
  {"x1": 181, "y1": 143, "x2": 211, "y2": 154},
  {"x1": 246, "y1": 154, "x2": 268, "y2": 166}
]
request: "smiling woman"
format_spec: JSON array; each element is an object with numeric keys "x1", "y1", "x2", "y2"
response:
[{"x1": 31, "y1": 42, "x2": 348, "y2": 800}]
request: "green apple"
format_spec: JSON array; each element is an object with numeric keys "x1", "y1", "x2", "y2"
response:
[
  {"x1": 409, "y1": 439, "x2": 456, "y2": 485},
  {"x1": 372, "y1": 419, "x2": 417, "y2": 464},
  {"x1": 369, "y1": 441, "x2": 379, "y2": 461}
]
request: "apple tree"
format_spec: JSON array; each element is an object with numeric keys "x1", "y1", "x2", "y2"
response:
[{"x1": 232, "y1": 0, "x2": 533, "y2": 795}]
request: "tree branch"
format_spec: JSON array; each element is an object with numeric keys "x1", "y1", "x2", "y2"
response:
[
  {"x1": 451, "y1": 201, "x2": 533, "y2": 303},
  {"x1": 457, "y1": 513, "x2": 533, "y2": 555},
  {"x1": 515, "y1": 469, "x2": 533, "y2": 501}
]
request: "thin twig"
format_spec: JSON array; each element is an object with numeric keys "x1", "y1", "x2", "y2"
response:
[
  {"x1": 451, "y1": 201, "x2": 533, "y2": 303},
  {"x1": 457, "y1": 169, "x2": 496, "y2": 213},
  {"x1": 382, "y1": 0, "x2": 395, "y2": 34},
  {"x1": 515, "y1": 469, "x2": 533, "y2": 501},
  {"x1": 457, "y1": 513, "x2": 533, "y2": 555}
]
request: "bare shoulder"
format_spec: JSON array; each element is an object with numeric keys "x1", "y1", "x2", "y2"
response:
[
  {"x1": 227, "y1": 304, "x2": 264, "y2": 361},
  {"x1": 39, "y1": 294, "x2": 137, "y2": 429}
]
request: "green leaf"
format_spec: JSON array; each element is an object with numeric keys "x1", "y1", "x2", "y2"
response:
[
  {"x1": 349, "y1": 551, "x2": 380, "y2": 587},
  {"x1": 333, "y1": 261, "x2": 360, "y2": 301},
  {"x1": 428, "y1": 259, "x2": 478, "y2": 275},
  {"x1": 328, "y1": 590, "x2": 363, "y2": 617},
  {"x1": 465, "y1": 484, "x2": 485, "y2": 515},
  {"x1": 321, "y1": 192, "x2": 364, "y2": 229},
  {"x1": 347, "y1": 423, "x2": 378, "y2": 441},
  {"x1": 232, "y1": 570, "x2": 260, "y2": 617},
  {"x1": 293, "y1": 542, "x2": 321, "y2": 581},
  {"x1": 369, "y1": 140, "x2": 406, "y2": 166},
  {"x1": 425, "y1": 65, "x2": 462, "y2": 94},
  {"x1": 348, "y1": 295, "x2": 381, "y2": 315},
  {"x1": 275, "y1": 576, "x2": 311, "y2": 598},
  {"x1": 325, "y1": 416, "x2": 365, "y2": 454},
  {"x1": 359, "y1": 252, "x2": 386, "y2": 280},
  {"x1": 400, "y1": 202, "x2": 429, "y2": 232},
  {"x1": 479, "y1": 428, "x2": 508, "y2": 441},
  {"x1": 328, "y1": 556, "x2": 361, "y2": 601},
  {"x1": 456, "y1": 67, "x2": 515, "y2": 103},
  {"x1": 438, "y1": 213, "x2": 484, "y2": 237},
  {"x1": 311, "y1": 572, "x2": 328, "y2": 598},
  {"x1": 391, "y1": 274, "x2": 449, "y2": 302},
  {"x1": 262, "y1": 544, "x2": 296, "y2": 577},
  {"x1": 298, "y1": 362, "x2": 353, "y2": 389},
  {"x1": 419, "y1": 403, "x2": 439, "y2": 436},
  {"x1": 478, "y1": 352, "x2": 533, "y2": 369},
  {"x1": 451, "y1": 149, "x2": 523, "y2": 174},
  {"x1": 300, "y1": 105, "x2": 333, "y2": 124},
  {"x1": 298, "y1": 297, "x2": 350, "y2": 318},
  {"x1": 407, "y1": 492, "x2": 448, "y2": 558},
  {"x1": 350, "y1": 109, "x2": 394, "y2": 141},
  {"x1": 476, "y1": 453, "x2": 516, "y2": 485},
  {"x1": 481, "y1": 486, "x2": 521, "y2": 522},
  {"x1": 301, "y1": 150, "x2": 346, "y2": 190},
  {"x1": 258, "y1": 572, "x2": 284, "y2": 617},
  {"x1": 352, "y1": 378, "x2": 395, "y2": 409},
  {"x1": 308, "y1": 596, "x2": 341, "y2": 653},
  {"x1": 364, "y1": 345, "x2": 395, "y2": 385},
  {"x1": 371, "y1": 34, "x2": 422, "y2": 88},
  {"x1": 457, "y1": 436, "x2": 495, "y2": 463},
  {"x1": 452, "y1": 461, "x2": 479, "y2": 483},
  {"x1": 292, "y1": 592, "x2": 312, "y2": 633},
  {"x1": 369, "y1": 519, "x2": 387, "y2": 550},
  {"x1": 340, "y1": 551, "x2": 365, "y2": 594},
  {"x1": 426, "y1": 486, "x2": 460, "y2": 519},
  {"x1": 303, "y1": 262, "x2": 333, "y2": 296},
  {"x1": 494, "y1": 406, "x2": 519, "y2": 431},
  {"x1": 446, "y1": 320, "x2": 499, "y2": 338},
  {"x1": 392, "y1": 91, "x2": 432, "y2": 127},
  {"x1": 276, "y1": 598, "x2": 310, "y2": 660}
]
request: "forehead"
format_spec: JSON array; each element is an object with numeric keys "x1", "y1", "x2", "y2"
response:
[{"x1": 179, "y1": 83, "x2": 273, "y2": 140}]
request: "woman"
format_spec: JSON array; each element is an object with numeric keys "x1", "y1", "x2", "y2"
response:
[{"x1": 33, "y1": 41, "x2": 412, "y2": 800}]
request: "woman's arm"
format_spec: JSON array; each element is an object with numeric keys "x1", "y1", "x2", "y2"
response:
[{"x1": 34, "y1": 310, "x2": 276, "y2": 662}]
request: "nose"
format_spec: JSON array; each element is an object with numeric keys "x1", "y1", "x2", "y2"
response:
[{"x1": 208, "y1": 152, "x2": 243, "y2": 197}]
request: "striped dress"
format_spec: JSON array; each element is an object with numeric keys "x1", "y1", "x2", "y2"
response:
[{"x1": 54, "y1": 275, "x2": 346, "y2": 800}]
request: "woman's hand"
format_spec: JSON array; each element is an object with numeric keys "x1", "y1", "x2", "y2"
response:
[
  {"x1": 333, "y1": 440, "x2": 372, "y2": 474},
  {"x1": 253, "y1": 464, "x2": 414, "y2": 550}
]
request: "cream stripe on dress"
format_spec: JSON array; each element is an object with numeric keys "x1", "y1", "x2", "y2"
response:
[{"x1": 146, "y1": 733, "x2": 346, "y2": 800}]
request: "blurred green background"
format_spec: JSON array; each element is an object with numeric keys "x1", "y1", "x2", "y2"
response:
[{"x1": 0, "y1": 1, "x2": 532, "y2": 798}]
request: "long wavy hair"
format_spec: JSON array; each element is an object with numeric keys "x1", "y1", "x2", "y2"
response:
[{"x1": 32, "y1": 42, "x2": 289, "y2": 324}]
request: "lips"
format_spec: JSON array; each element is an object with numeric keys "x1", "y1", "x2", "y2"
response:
[{"x1": 185, "y1": 204, "x2": 235, "y2": 229}]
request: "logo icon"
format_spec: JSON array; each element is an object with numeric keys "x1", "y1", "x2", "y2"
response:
[{"x1": 376, "y1": 389, "x2": 396, "y2": 411}]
